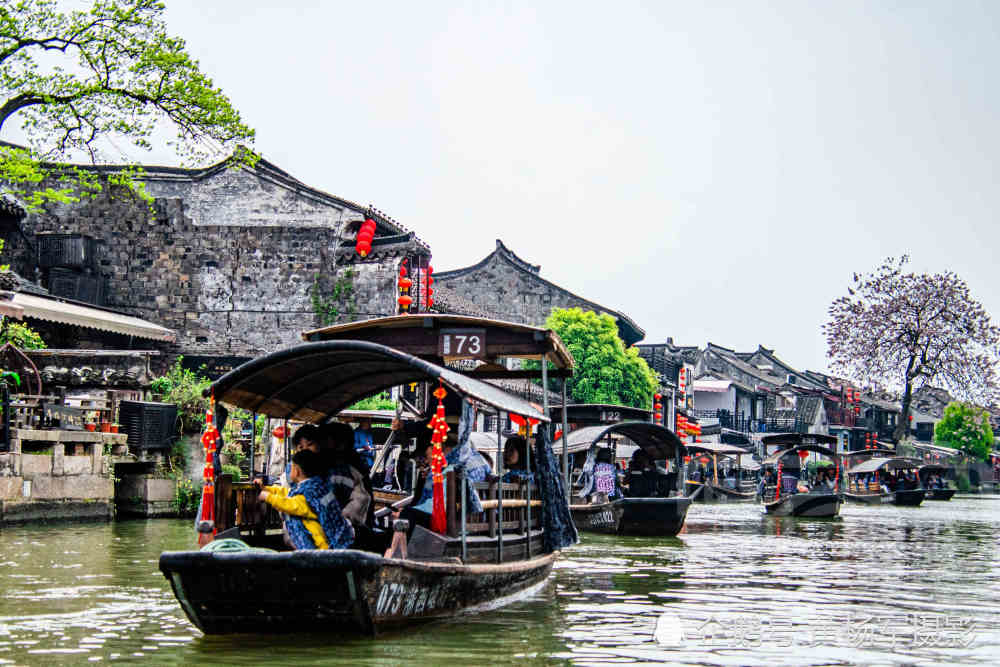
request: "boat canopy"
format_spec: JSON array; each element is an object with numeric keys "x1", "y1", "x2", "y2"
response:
[
  {"x1": 847, "y1": 457, "x2": 922, "y2": 475},
  {"x1": 760, "y1": 433, "x2": 838, "y2": 447},
  {"x1": 552, "y1": 421, "x2": 685, "y2": 460},
  {"x1": 763, "y1": 444, "x2": 838, "y2": 465},
  {"x1": 842, "y1": 448, "x2": 896, "y2": 458},
  {"x1": 205, "y1": 340, "x2": 550, "y2": 424},
  {"x1": 547, "y1": 403, "x2": 651, "y2": 424},
  {"x1": 917, "y1": 463, "x2": 953, "y2": 475},
  {"x1": 301, "y1": 314, "x2": 574, "y2": 375},
  {"x1": 685, "y1": 442, "x2": 750, "y2": 456}
]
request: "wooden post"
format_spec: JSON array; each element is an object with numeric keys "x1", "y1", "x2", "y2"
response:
[
  {"x1": 496, "y1": 412, "x2": 504, "y2": 563},
  {"x1": 461, "y1": 475, "x2": 468, "y2": 563},
  {"x1": 446, "y1": 469, "x2": 457, "y2": 537},
  {"x1": 488, "y1": 478, "x2": 498, "y2": 538}
]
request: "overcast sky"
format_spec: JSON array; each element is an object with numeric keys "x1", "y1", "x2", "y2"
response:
[{"x1": 37, "y1": 2, "x2": 1000, "y2": 374}]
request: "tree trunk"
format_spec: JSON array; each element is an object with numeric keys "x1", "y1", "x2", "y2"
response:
[{"x1": 894, "y1": 380, "x2": 913, "y2": 442}]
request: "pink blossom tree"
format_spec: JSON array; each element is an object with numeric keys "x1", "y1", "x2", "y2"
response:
[{"x1": 823, "y1": 256, "x2": 999, "y2": 441}]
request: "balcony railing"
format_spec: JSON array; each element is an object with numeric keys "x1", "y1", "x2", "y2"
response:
[{"x1": 689, "y1": 409, "x2": 809, "y2": 434}]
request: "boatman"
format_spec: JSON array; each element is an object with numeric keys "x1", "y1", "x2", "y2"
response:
[{"x1": 353, "y1": 418, "x2": 376, "y2": 471}]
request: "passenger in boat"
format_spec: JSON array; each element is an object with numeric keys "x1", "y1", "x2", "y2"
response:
[
  {"x1": 625, "y1": 449, "x2": 656, "y2": 497},
  {"x1": 257, "y1": 449, "x2": 354, "y2": 550},
  {"x1": 589, "y1": 448, "x2": 620, "y2": 504},
  {"x1": 502, "y1": 436, "x2": 533, "y2": 482},
  {"x1": 353, "y1": 418, "x2": 376, "y2": 471},
  {"x1": 319, "y1": 422, "x2": 374, "y2": 529}
]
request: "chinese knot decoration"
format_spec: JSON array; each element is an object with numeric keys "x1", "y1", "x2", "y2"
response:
[
  {"x1": 356, "y1": 217, "x2": 376, "y2": 257},
  {"x1": 398, "y1": 260, "x2": 413, "y2": 312},
  {"x1": 197, "y1": 403, "x2": 220, "y2": 545},
  {"x1": 428, "y1": 380, "x2": 450, "y2": 533}
]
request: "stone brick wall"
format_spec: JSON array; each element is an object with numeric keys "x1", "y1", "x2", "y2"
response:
[{"x1": 3, "y1": 160, "x2": 428, "y2": 358}]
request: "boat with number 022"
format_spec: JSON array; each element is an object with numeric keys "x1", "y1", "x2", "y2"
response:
[{"x1": 159, "y1": 317, "x2": 578, "y2": 636}]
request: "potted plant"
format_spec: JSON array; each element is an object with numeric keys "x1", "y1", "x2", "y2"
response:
[
  {"x1": 110, "y1": 423, "x2": 120, "y2": 434},
  {"x1": 100, "y1": 420, "x2": 111, "y2": 433}
]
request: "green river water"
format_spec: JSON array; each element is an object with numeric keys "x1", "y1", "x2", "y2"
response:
[{"x1": 0, "y1": 497, "x2": 997, "y2": 665}]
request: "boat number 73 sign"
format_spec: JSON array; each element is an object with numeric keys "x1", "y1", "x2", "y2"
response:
[{"x1": 438, "y1": 328, "x2": 487, "y2": 359}]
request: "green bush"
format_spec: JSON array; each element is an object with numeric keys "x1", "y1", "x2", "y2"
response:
[
  {"x1": 350, "y1": 391, "x2": 397, "y2": 411},
  {"x1": 220, "y1": 463, "x2": 242, "y2": 481},
  {"x1": 151, "y1": 356, "x2": 212, "y2": 434},
  {"x1": 173, "y1": 477, "x2": 201, "y2": 517}
]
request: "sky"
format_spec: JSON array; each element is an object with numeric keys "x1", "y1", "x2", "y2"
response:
[{"x1": 16, "y1": 1, "x2": 1000, "y2": 375}]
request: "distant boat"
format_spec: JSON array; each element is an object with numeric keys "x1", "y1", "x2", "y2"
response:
[
  {"x1": 918, "y1": 463, "x2": 956, "y2": 501},
  {"x1": 759, "y1": 434, "x2": 841, "y2": 518},
  {"x1": 554, "y1": 421, "x2": 692, "y2": 537},
  {"x1": 843, "y1": 456, "x2": 926, "y2": 506}
]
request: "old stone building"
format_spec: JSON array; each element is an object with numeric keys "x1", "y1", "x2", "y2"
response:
[
  {"x1": 2, "y1": 152, "x2": 431, "y2": 365},
  {"x1": 434, "y1": 240, "x2": 645, "y2": 345}
]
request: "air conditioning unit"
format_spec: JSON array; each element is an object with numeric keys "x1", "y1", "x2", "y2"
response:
[
  {"x1": 38, "y1": 234, "x2": 101, "y2": 269},
  {"x1": 118, "y1": 401, "x2": 178, "y2": 451}
]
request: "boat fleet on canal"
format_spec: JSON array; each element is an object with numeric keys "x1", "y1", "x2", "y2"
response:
[{"x1": 157, "y1": 315, "x2": 959, "y2": 636}]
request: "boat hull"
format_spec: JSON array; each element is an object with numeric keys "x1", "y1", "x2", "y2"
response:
[
  {"x1": 159, "y1": 548, "x2": 556, "y2": 635},
  {"x1": 765, "y1": 493, "x2": 840, "y2": 517},
  {"x1": 570, "y1": 497, "x2": 691, "y2": 537},
  {"x1": 925, "y1": 488, "x2": 955, "y2": 501},
  {"x1": 843, "y1": 490, "x2": 926, "y2": 506},
  {"x1": 705, "y1": 484, "x2": 757, "y2": 503},
  {"x1": 893, "y1": 489, "x2": 926, "y2": 506}
]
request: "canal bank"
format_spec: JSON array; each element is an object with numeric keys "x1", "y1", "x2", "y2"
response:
[{"x1": 0, "y1": 498, "x2": 997, "y2": 664}]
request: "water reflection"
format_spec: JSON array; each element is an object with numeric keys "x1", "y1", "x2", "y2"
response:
[{"x1": 0, "y1": 499, "x2": 997, "y2": 664}]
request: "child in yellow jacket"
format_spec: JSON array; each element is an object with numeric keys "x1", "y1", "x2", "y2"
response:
[{"x1": 257, "y1": 449, "x2": 354, "y2": 550}]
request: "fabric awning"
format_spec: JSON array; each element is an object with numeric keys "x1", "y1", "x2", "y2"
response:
[
  {"x1": 692, "y1": 380, "x2": 731, "y2": 393},
  {"x1": 12, "y1": 292, "x2": 176, "y2": 342}
]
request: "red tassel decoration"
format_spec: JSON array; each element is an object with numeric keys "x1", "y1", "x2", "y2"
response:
[
  {"x1": 197, "y1": 404, "x2": 220, "y2": 546},
  {"x1": 428, "y1": 381, "x2": 450, "y2": 534}
]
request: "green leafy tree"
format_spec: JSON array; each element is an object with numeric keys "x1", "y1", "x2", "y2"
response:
[
  {"x1": 539, "y1": 307, "x2": 657, "y2": 408},
  {"x1": 934, "y1": 401, "x2": 994, "y2": 461},
  {"x1": 0, "y1": 0, "x2": 255, "y2": 208}
]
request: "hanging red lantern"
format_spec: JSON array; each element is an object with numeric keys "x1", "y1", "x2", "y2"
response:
[
  {"x1": 654, "y1": 393, "x2": 662, "y2": 401},
  {"x1": 399, "y1": 276, "x2": 413, "y2": 291},
  {"x1": 798, "y1": 450, "x2": 809, "y2": 460},
  {"x1": 398, "y1": 294, "x2": 413, "y2": 310},
  {"x1": 698, "y1": 456, "x2": 711, "y2": 465},
  {"x1": 654, "y1": 402, "x2": 663, "y2": 411},
  {"x1": 356, "y1": 218, "x2": 377, "y2": 257},
  {"x1": 654, "y1": 412, "x2": 663, "y2": 421},
  {"x1": 683, "y1": 455, "x2": 691, "y2": 464},
  {"x1": 272, "y1": 424, "x2": 287, "y2": 439},
  {"x1": 427, "y1": 298, "x2": 434, "y2": 308},
  {"x1": 908, "y1": 415, "x2": 913, "y2": 422}
]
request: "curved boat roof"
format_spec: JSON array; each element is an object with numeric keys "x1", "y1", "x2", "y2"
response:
[
  {"x1": 847, "y1": 457, "x2": 922, "y2": 475},
  {"x1": 760, "y1": 433, "x2": 837, "y2": 446},
  {"x1": 917, "y1": 463, "x2": 953, "y2": 474},
  {"x1": 763, "y1": 444, "x2": 838, "y2": 465},
  {"x1": 548, "y1": 403, "x2": 651, "y2": 424},
  {"x1": 206, "y1": 340, "x2": 549, "y2": 424},
  {"x1": 301, "y1": 314, "x2": 574, "y2": 370},
  {"x1": 842, "y1": 448, "x2": 896, "y2": 458},
  {"x1": 552, "y1": 421, "x2": 685, "y2": 460}
]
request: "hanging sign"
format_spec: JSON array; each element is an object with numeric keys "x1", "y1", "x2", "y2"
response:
[{"x1": 438, "y1": 329, "x2": 487, "y2": 359}]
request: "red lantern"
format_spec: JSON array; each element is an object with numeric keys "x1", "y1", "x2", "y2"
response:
[
  {"x1": 654, "y1": 402, "x2": 663, "y2": 411},
  {"x1": 698, "y1": 456, "x2": 710, "y2": 465},
  {"x1": 908, "y1": 415, "x2": 913, "y2": 422},
  {"x1": 654, "y1": 412, "x2": 663, "y2": 421},
  {"x1": 683, "y1": 455, "x2": 691, "y2": 464},
  {"x1": 398, "y1": 294, "x2": 413, "y2": 310},
  {"x1": 399, "y1": 276, "x2": 413, "y2": 291},
  {"x1": 798, "y1": 450, "x2": 809, "y2": 460},
  {"x1": 356, "y1": 218, "x2": 377, "y2": 257},
  {"x1": 272, "y1": 424, "x2": 287, "y2": 439},
  {"x1": 654, "y1": 393, "x2": 662, "y2": 401}
]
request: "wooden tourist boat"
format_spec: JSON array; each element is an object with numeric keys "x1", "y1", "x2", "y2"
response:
[
  {"x1": 160, "y1": 315, "x2": 579, "y2": 635},
  {"x1": 555, "y1": 422, "x2": 691, "y2": 536},
  {"x1": 918, "y1": 464, "x2": 956, "y2": 501},
  {"x1": 683, "y1": 442, "x2": 756, "y2": 502},
  {"x1": 843, "y1": 456, "x2": 926, "y2": 506},
  {"x1": 759, "y1": 434, "x2": 841, "y2": 518}
]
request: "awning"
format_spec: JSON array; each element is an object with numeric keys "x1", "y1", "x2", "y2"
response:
[
  {"x1": 552, "y1": 421, "x2": 685, "y2": 460},
  {"x1": 692, "y1": 380, "x2": 731, "y2": 393},
  {"x1": 12, "y1": 292, "x2": 176, "y2": 342}
]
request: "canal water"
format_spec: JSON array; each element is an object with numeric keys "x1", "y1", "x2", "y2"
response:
[{"x1": 0, "y1": 497, "x2": 997, "y2": 665}]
